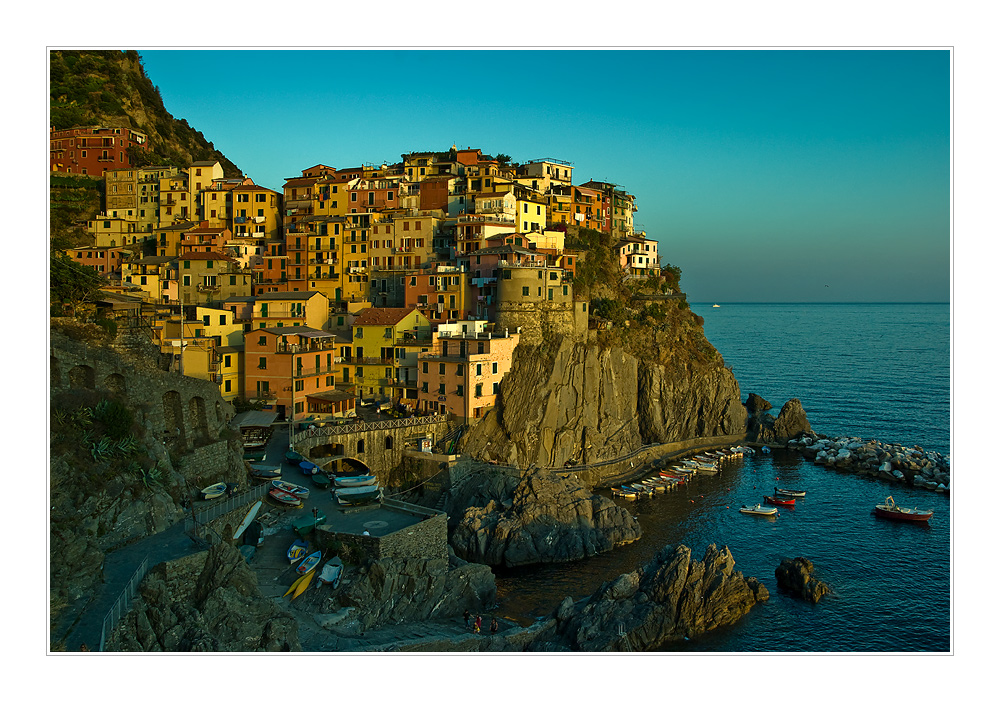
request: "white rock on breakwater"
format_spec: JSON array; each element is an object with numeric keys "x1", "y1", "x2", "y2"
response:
[{"x1": 785, "y1": 434, "x2": 950, "y2": 494}]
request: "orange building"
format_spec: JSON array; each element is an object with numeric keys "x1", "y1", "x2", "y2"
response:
[{"x1": 244, "y1": 327, "x2": 351, "y2": 422}]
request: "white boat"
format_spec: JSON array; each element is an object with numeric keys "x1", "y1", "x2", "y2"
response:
[
  {"x1": 200, "y1": 482, "x2": 227, "y2": 500},
  {"x1": 334, "y1": 484, "x2": 383, "y2": 505},
  {"x1": 318, "y1": 557, "x2": 344, "y2": 588},
  {"x1": 334, "y1": 474, "x2": 377, "y2": 488},
  {"x1": 271, "y1": 479, "x2": 310, "y2": 500},
  {"x1": 740, "y1": 504, "x2": 778, "y2": 516}
]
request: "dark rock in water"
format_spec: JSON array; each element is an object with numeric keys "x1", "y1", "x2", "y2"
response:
[
  {"x1": 775, "y1": 557, "x2": 830, "y2": 604},
  {"x1": 745, "y1": 393, "x2": 773, "y2": 414},
  {"x1": 746, "y1": 398, "x2": 812, "y2": 443},
  {"x1": 450, "y1": 466, "x2": 642, "y2": 567},
  {"x1": 552, "y1": 544, "x2": 769, "y2": 652},
  {"x1": 773, "y1": 399, "x2": 812, "y2": 440}
]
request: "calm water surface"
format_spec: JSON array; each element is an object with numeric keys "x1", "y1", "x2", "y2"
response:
[{"x1": 493, "y1": 303, "x2": 951, "y2": 652}]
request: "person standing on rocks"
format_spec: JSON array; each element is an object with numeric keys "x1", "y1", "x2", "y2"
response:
[
  {"x1": 490, "y1": 617, "x2": 498, "y2": 635},
  {"x1": 474, "y1": 614, "x2": 482, "y2": 634},
  {"x1": 463, "y1": 609, "x2": 471, "y2": 629}
]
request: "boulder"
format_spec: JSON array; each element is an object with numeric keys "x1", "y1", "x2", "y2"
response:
[
  {"x1": 775, "y1": 557, "x2": 831, "y2": 604},
  {"x1": 745, "y1": 393, "x2": 773, "y2": 414},
  {"x1": 450, "y1": 466, "x2": 642, "y2": 567},
  {"x1": 553, "y1": 544, "x2": 768, "y2": 651},
  {"x1": 772, "y1": 399, "x2": 812, "y2": 440}
]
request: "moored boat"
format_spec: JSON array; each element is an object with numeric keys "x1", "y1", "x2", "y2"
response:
[
  {"x1": 740, "y1": 504, "x2": 778, "y2": 516},
  {"x1": 334, "y1": 484, "x2": 383, "y2": 505},
  {"x1": 334, "y1": 474, "x2": 377, "y2": 488},
  {"x1": 765, "y1": 494, "x2": 795, "y2": 506},
  {"x1": 873, "y1": 496, "x2": 933, "y2": 522},
  {"x1": 269, "y1": 488, "x2": 302, "y2": 507},
  {"x1": 287, "y1": 539, "x2": 309, "y2": 563},
  {"x1": 296, "y1": 550, "x2": 322, "y2": 575},
  {"x1": 271, "y1": 479, "x2": 310, "y2": 499},
  {"x1": 775, "y1": 487, "x2": 806, "y2": 498},
  {"x1": 318, "y1": 556, "x2": 344, "y2": 588}
]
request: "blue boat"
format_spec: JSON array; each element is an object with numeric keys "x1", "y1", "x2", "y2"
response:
[
  {"x1": 287, "y1": 538, "x2": 309, "y2": 563},
  {"x1": 334, "y1": 474, "x2": 376, "y2": 488},
  {"x1": 299, "y1": 460, "x2": 319, "y2": 475}
]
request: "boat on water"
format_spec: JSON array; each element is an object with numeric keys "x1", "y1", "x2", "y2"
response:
[
  {"x1": 334, "y1": 484, "x2": 383, "y2": 505},
  {"x1": 740, "y1": 504, "x2": 778, "y2": 516},
  {"x1": 712, "y1": 304, "x2": 721, "y2": 308},
  {"x1": 873, "y1": 496, "x2": 933, "y2": 522},
  {"x1": 611, "y1": 487, "x2": 639, "y2": 501},
  {"x1": 287, "y1": 539, "x2": 309, "y2": 563},
  {"x1": 334, "y1": 474, "x2": 377, "y2": 488},
  {"x1": 760, "y1": 446, "x2": 772, "y2": 454},
  {"x1": 271, "y1": 480, "x2": 310, "y2": 499},
  {"x1": 296, "y1": 550, "x2": 322, "y2": 575},
  {"x1": 775, "y1": 487, "x2": 806, "y2": 498},
  {"x1": 765, "y1": 494, "x2": 795, "y2": 506},
  {"x1": 670, "y1": 465, "x2": 696, "y2": 474},
  {"x1": 318, "y1": 557, "x2": 344, "y2": 588},
  {"x1": 200, "y1": 482, "x2": 227, "y2": 500},
  {"x1": 269, "y1": 488, "x2": 302, "y2": 507}
]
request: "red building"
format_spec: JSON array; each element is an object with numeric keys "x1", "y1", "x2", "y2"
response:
[{"x1": 50, "y1": 126, "x2": 149, "y2": 175}]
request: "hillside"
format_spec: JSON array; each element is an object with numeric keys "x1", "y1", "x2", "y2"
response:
[{"x1": 50, "y1": 50, "x2": 241, "y2": 177}]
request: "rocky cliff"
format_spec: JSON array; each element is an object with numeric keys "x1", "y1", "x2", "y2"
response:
[
  {"x1": 107, "y1": 541, "x2": 300, "y2": 651},
  {"x1": 459, "y1": 336, "x2": 746, "y2": 468},
  {"x1": 449, "y1": 466, "x2": 642, "y2": 567}
]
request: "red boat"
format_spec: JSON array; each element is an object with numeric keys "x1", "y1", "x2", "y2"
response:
[
  {"x1": 765, "y1": 494, "x2": 795, "y2": 506},
  {"x1": 269, "y1": 488, "x2": 302, "y2": 507},
  {"x1": 873, "y1": 496, "x2": 933, "y2": 522}
]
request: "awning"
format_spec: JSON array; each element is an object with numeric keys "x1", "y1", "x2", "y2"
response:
[
  {"x1": 306, "y1": 390, "x2": 356, "y2": 403},
  {"x1": 230, "y1": 411, "x2": 279, "y2": 428}
]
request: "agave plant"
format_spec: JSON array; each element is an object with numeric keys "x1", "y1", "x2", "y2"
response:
[
  {"x1": 90, "y1": 436, "x2": 113, "y2": 461},
  {"x1": 115, "y1": 435, "x2": 139, "y2": 456}
]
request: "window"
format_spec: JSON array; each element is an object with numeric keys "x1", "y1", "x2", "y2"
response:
[
  {"x1": 492, "y1": 362, "x2": 498, "y2": 374},
  {"x1": 257, "y1": 336, "x2": 267, "y2": 346},
  {"x1": 224, "y1": 380, "x2": 231, "y2": 392},
  {"x1": 438, "y1": 383, "x2": 446, "y2": 395},
  {"x1": 295, "y1": 380, "x2": 304, "y2": 392},
  {"x1": 422, "y1": 362, "x2": 429, "y2": 374},
  {"x1": 456, "y1": 365, "x2": 464, "y2": 376},
  {"x1": 522, "y1": 286, "x2": 529, "y2": 296},
  {"x1": 456, "y1": 384, "x2": 464, "y2": 397},
  {"x1": 476, "y1": 363, "x2": 482, "y2": 376},
  {"x1": 224, "y1": 355, "x2": 232, "y2": 368},
  {"x1": 493, "y1": 382, "x2": 500, "y2": 394},
  {"x1": 478, "y1": 342, "x2": 485, "y2": 354},
  {"x1": 257, "y1": 357, "x2": 267, "y2": 370},
  {"x1": 475, "y1": 384, "x2": 482, "y2": 398}
]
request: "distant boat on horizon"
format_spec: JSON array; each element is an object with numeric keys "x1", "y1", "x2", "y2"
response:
[{"x1": 712, "y1": 304, "x2": 721, "y2": 308}]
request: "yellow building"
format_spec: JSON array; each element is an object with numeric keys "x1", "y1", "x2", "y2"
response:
[
  {"x1": 515, "y1": 188, "x2": 548, "y2": 234},
  {"x1": 350, "y1": 307, "x2": 431, "y2": 403},
  {"x1": 122, "y1": 255, "x2": 178, "y2": 303},
  {"x1": 159, "y1": 172, "x2": 192, "y2": 224},
  {"x1": 189, "y1": 161, "x2": 225, "y2": 199},
  {"x1": 231, "y1": 181, "x2": 282, "y2": 239},
  {"x1": 251, "y1": 291, "x2": 330, "y2": 331},
  {"x1": 178, "y1": 252, "x2": 252, "y2": 305}
]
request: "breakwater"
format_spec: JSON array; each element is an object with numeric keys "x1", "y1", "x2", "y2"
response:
[{"x1": 785, "y1": 434, "x2": 950, "y2": 494}]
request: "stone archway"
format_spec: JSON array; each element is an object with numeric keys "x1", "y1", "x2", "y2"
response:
[
  {"x1": 162, "y1": 390, "x2": 187, "y2": 451},
  {"x1": 189, "y1": 396, "x2": 210, "y2": 444},
  {"x1": 104, "y1": 373, "x2": 127, "y2": 399},
  {"x1": 69, "y1": 365, "x2": 95, "y2": 389}
]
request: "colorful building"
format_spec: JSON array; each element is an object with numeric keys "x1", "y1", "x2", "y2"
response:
[
  {"x1": 122, "y1": 255, "x2": 178, "y2": 303},
  {"x1": 416, "y1": 321, "x2": 521, "y2": 422},
  {"x1": 350, "y1": 307, "x2": 432, "y2": 404},
  {"x1": 50, "y1": 125, "x2": 149, "y2": 175},
  {"x1": 251, "y1": 291, "x2": 330, "y2": 331},
  {"x1": 177, "y1": 252, "x2": 251, "y2": 305}
]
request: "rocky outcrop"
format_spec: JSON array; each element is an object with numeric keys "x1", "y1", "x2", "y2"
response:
[
  {"x1": 450, "y1": 466, "x2": 642, "y2": 567},
  {"x1": 460, "y1": 337, "x2": 746, "y2": 468},
  {"x1": 332, "y1": 550, "x2": 496, "y2": 633},
  {"x1": 108, "y1": 541, "x2": 300, "y2": 651},
  {"x1": 775, "y1": 557, "x2": 830, "y2": 603},
  {"x1": 746, "y1": 397, "x2": 812, "y2": 443},
  {"x1": 788, "y1": 435, "x2": 950, "y2": 493}
]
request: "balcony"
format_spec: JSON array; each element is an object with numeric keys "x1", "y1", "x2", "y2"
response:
[
  {"x1": 294, "y1": 364, "x2": 339, "y2": 379},
  {"x1": 354, "y1": 357, "x2": 394, "y2": 366}
]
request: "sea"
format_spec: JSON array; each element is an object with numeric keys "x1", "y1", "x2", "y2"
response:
[{"x1": 492, "y1": 303, "x2": 952, "y2": 653}]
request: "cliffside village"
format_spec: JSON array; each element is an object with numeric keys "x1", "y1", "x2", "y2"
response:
[{"x1": 55, "y1": 134, "x2": 663, "y2": 427}]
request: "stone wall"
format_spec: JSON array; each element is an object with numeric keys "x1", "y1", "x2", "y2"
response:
[
  {"x1": 313, "y1": 502, "x2": 448, "y2": 562},
  {"x1": 495, "y1": 300, "x2": 587, "y2": 346},
  {"x1": 51, "y1": 330, "x2": 236, "y2": 455}
]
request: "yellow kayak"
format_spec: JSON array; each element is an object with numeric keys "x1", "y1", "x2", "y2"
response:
[
  {"x1": 291, "y1": 570, "x2": 316, "y2": 599},
  {"x1": 283, "y1": 572, "x2": 308, "y2": 597}
]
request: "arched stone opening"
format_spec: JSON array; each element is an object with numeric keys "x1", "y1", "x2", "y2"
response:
[
  {"x1": 104, "y1": 373, "x2": 127, "y2": 399},
  {"x1": 162, "y1": 390, "x2": 187, "y2": 451},
  {"x1": 189, "y1": 396, "x2": 211, "y2": 444},
  {"x1": 69, "y1": 365, "x2": 95, "y2": 390},
  {"x1": 356, "y1": 439, "x2": 365, "y2": 454},
  {"x1": 385, "y1": 436, "x2": 394, "y2": 450}
]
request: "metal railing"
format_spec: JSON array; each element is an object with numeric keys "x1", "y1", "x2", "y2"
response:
[
  {"x1": 185, "y1": 483, "x2": 269, "y2": 537},
  {"x1": 99, "y1": 555, "x2": 150, "y2": 651},
  {"x1": 298, "y1": 413, "x2": 448, "y2": 438}
]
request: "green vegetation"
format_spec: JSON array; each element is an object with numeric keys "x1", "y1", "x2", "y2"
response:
[
  {"x1": 49, "y1": 50, "x2": 241, "y2": 177},
  {"x1": 50, "y1": 253, "x2": 104, "y2": 316}
]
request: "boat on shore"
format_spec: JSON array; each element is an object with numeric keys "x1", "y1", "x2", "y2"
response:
[
  {"x1": 296, "y1": 550, "x2": 322, "y2": 575},
  {"x1": 200, "y1": 482, "x2": 227, "y2": 500},
  {"x1": 318, "y1": 557, "x2": 344, "y2": 588},
  {"x1": 271, "y1": 480, "x2": 310, "y2": 500},
  {"x1": 740, "y1": 504, "x2": 778, "y2": 516},
  {"x1": 287, "y1": 539, "x2": 309, "y2": 564},
  {"x1": 334, "y1": 474, "x2": 377, "y2": 488},
  {"x1": 873, "y1": 496, "x2": 933, "y2": 522},
  {"x1": 269, "y1": 488, "x2": 302, "y2": 507},
  {"x1": 334, "y1": 484, "x2": 383, "y2": 505},
  {"x1": 285, "y1": 450, "x2": 306, "y2": 466},
  {"x1": 299, "y1": 461, "x2": 319, "y2": 475},
  {"x1": 249, "y1": 464, "x2": 281, "y2": 479}
]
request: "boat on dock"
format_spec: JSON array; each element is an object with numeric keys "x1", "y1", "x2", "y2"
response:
[{"x1": 873, "y1": 496, "x2": 933, "y2": 522}]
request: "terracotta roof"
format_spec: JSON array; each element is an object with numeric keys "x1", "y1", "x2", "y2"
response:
[
  {"x1": 257, "y1": 291, "x2": 324, "y2": 300},
  {"x1": 283, "y1": 177, "x2": 318, "y2": 188},
  {"x1": 353, "y1": 307, "x2": 417, "y2": 326}
]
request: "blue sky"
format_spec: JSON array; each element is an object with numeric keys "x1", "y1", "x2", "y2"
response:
[{"x1": 140, "y1": 49, "x2": 951, "y2": 303}]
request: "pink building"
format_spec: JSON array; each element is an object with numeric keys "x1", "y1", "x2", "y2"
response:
[{"x1": 417, "y1": 321, "x2": 521, "y2": 422}]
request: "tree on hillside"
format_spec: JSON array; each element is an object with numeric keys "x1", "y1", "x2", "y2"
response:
[{"x1": 51, "y1": 254, "x2": 104, "y2": 317}]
